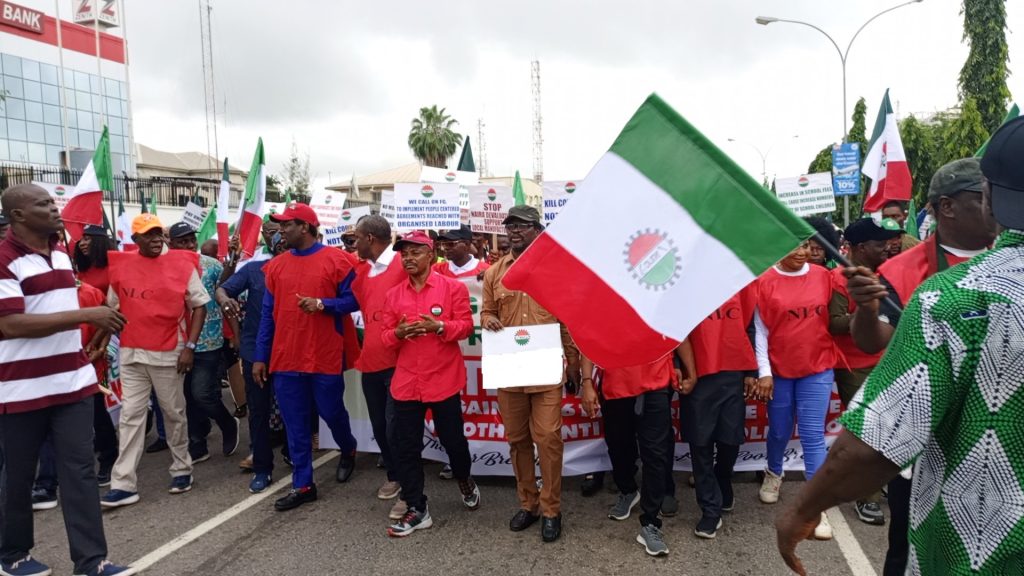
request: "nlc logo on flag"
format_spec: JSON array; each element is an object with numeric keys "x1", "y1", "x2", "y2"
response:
[{"x1": 624, "y1": 229, "x2": 680, "y2": 291}]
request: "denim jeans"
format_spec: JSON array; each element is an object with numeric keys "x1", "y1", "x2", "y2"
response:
[
  {"x1": 184, "y1": 349, "x2": 236, "y2": 455},
  {"x1": 766, "y1": 369, "x2": 834, "y2": 480}
]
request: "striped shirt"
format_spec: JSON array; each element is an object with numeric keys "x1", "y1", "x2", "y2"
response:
[{"x1": 0, "y1": 233, "x2": 97, "y2": 413}]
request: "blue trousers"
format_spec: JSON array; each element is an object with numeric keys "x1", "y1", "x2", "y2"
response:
[
  {"x1": 273, "y1": 372, "x2": 357, "y2": 489},
  {"x1": 766, "y1": 369, "x2": 833, "y2": 480},
  {"x1": 243, "y1": 360, "x2": 281, "y2": 475}
]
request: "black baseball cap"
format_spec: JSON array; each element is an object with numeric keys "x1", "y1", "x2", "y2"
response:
[
  {"x1": 844, "y1": 217, "x2": 903, "y2": 245},
  {"x1": 502, "y1": 205, "x2": 542, "y2": 226},
  {"x1": 83, "y1": 224, "x2": 107, "y2": 237},
  {"x1": 438, "y1": 225, "x2": 473, "y2": 242},
  {"x1": 927, "y1": 158, "x2": 985, "y2": 205},
  {"x1": 168, "y1": 222, "x2": 197, "y2": 239},
  {"x1": 981, "y1": 116, "x2": 1024, "y2": 230}
]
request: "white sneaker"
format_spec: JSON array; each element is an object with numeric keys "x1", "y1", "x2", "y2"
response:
[
  {"x1": 759, "y1": 469, "x2": 783, "y2": 504},
  {"x1": 814, "y1": 512, "x2": 833, "y2": 540}
]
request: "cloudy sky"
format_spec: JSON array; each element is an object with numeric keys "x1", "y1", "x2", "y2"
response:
[{"x1": 120, "y1": 0, "x2": 1022, "y2": 190}]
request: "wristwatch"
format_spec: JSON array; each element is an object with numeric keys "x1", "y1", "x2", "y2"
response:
[
  {"x1": 185, "y1": 341, "x2": 197, "y2": 351},
  {"x1": 436, "y1": 321, "x2": 445, "y2": 334},
  {"x1": 316, "y1": 299, "x2": 325, "y2": 312}
]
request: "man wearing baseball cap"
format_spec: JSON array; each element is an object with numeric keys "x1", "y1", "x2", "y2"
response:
[
  {"x1": 102, "y1": 213, "x2": 209, "y2": 508},
  {"x1": 827, "y1": 217, "x2": 902, "y2": 526},
  {"x1": 482, "y1": 205, "x2": 580, "y2": 543},
  {"x1": 382, "y1": 231, "x2": 479, "y2": 537},
  {"x1": 434, "y1": 225, "x2": 489, "y2": 279},
  {"x1": 843, "y1": 157, "x2": 997, "y2": 572},
  {"x1": 778, "y1": 118, "x2": 1024, "y2": 575},
  {"x1": 168, "y1": 222, "x2": 240, "y2": 463},
  {"x1": 253, "y1": 203, "x2": 362, "y2": 511}
]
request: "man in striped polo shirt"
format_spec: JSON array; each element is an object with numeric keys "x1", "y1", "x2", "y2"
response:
[{"x1": 0, "y1": 184, "x2": 131, "y2": 576}]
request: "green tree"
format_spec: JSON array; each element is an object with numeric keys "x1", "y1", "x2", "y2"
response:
[
  {"x1": 280, "y1": 138, "x2": 312, "y2": 202},
  {"x1": 408, "y1": 105, "x2": 462, "y2": 168},
  {"x1": 960, "y1": 0, "x2": 1011, "y2": 132},
  {"x1": 898, "y1": 115, "x2": 940, "y2": 207},
  {"x1": 940, "y1": 97, "x2": 990, "y2": 161}
]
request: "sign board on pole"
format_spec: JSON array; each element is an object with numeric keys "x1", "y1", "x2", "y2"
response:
[
  {"x1": 468, "y1": 185, "x2": 513, "y2": 234},
  {"x1": 831, "y1": 143, "x2": 861, "y2": 197},
  {"x1": 309, "y1": 191, "x2": 347, "y2": 227},
  {"x1": 322, "y1": 206, "x2": 372, "y2": 248},
  {"x1": 482, "y1": 324, "x2": 564, "y2": 389},
  {"x1": 180, "y1": 201, "x2": 207, "y2": 231},
  {"x1": 379, "y1": 190, "x2": 396, "y2": 227},
  {"x1": 542, "y1": 180, "x2": 582, "y2": 224},
  {"x1": 775, "y1": 173, "x2": 837, "y2": 217},
  {"x1": 393, "y1": 182, "x2": 461, "y2": 232},
  {"x1": 33, "y1": 181, "x2": 72, "y2": 212}
]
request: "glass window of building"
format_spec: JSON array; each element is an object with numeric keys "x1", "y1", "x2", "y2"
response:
[
  {"x1": 1, "y1": 54, "x2": 22, "y2": 77},
  {"x1": 75, "y1": 90, "x2": 91, "y2": 111},
  {"x1": 22, "y1": 59, "x2": 39, "y2": 82},
  {"x1": 41, "y1": 83, "x2": 60, "y2": 106},
  {"x1": 7, "y1": 118, "x2": 26, "y2": 141},
  {"x1": 43, "y1": 104, "x2": 61, "y2": 125},
  {"x1": 67, "y1": 129, "x2": 78, "y2": 148},
  {"x1": 23, "y1": 79, "x2": 41, "y2": 102},
  {"x1": 28, "y1": 142, "x2": 45, "y2": 164},
  {"x1": 92, "y1": 93, "x2": 102, "y2": 114},
  {"x1": 26, "y1": 122, "x2": 44, "y2": 144},
  {"x1": 5, "y1": 98, "x2": 25, "y2": 120},
  {"x1": 25, "y1": 101, "x2": 43, "y2": 123},
  {"x1": 0, "y1": 139, "x2": 9, "y2": 161},
  {"x1": 39, "y1": 63, "x2": 58, "y2": 86},
  {"x1": 46, "y1": 145, "x2": 61, "y2": 166},
  {"x1": 3, "y1": 75, "x2": 23, "y2": 98},
  {"x1": 73, "y1": 71, "x2": 89, "y2": 92},
  {"x1": 9, "y1": 139, "x2": 28, "y2": 163},
  {"x1": 77, "y1": 110, "x2": 93, "y2": 131},
  {"x1": 63, "y1": 67, "x2": 74, "y2": 89},
  {"x1": 110, "y1": 135, "x2": 123, "y2": 153},
  {"x1": 44, "y1": 124, "x2": 62, "y2": 146},
  {"x1": 109, "y1": 116, "x2": 123, "y2": 135}
]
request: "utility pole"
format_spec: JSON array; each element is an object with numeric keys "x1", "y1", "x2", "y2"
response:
[
  {"x1": 531, "y1": 60, "x2": 543, "y2": 183},
  {"x1": 477, "y1": 118, "x2": 489, "y2": 178}
]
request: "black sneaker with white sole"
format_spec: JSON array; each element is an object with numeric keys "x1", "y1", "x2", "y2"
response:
[
  {"x1": 694, "y1": 515, "x2": 723, "y2": 539},
  {"x1": 855, "y1": 501, "x2": 886, "y2": 525}
]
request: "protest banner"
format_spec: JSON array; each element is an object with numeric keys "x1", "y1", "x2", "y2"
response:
[
  {"x1": 420, "y1": 167, "x2": 477, "y2": 224},
  {"x1": 831, "y1": 142, "x2": 861, "y2": 197},
  {"x1": 323, "y1": 276, "x2": 842, "y2": 475},
  {"x1": 468, "y1": 184, "x2": 513, "y2": 234},
  {"x1": 180, "y1": 201, "x2": 207, "y2": 231},
  {"x1": 379, "y1": 190, "x2": 396, "y2": 227},
  {"x1": 33, "y1": 180, "x2": 73, "y2": 212},
  {"x1": 775, "y1": 173, "x2": 837, "y2": 217},
  {"x1": 393, "y1": 182, "x2": 461, "y2": 232},
  {"x1": 541, "y1": 180, "x2": 582, "y2": 224},
  {"x1": 322, "y1": 206, "x2": 372, "y2": 248},
  {"x1": 482, "y1": 323, "x2": 564, "y2": 389},
  {"x1": 309, "y1": 190, "x2": 347, "y2": 227}
]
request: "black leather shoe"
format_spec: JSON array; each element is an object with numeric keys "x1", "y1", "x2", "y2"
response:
[
  {"x1": 509, "y1": 509, "x2": 540, "y2": 532},
  {"x1": 541, "y1": 514, "x2": 562, "y2": 542},
  {"x1": 336, "y1": 451, "x2": 356, "y2": 483},
  {"x1": 274, "y1": 485, "x2": 317, "y2": 511},
  {"x1": 581, "y1": 472, "x2": 604, "y2": 497}
]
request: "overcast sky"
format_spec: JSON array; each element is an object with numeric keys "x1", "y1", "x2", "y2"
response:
[{"x1": 120, "y1": 0, "x2": 1022, "y2": 191}]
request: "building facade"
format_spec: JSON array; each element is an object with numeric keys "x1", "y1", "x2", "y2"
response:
[{"x1": 0, "y1": 0, "x2": 132, "y2": 173}]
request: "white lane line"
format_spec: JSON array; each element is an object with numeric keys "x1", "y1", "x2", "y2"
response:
[
  {"x1": 827, "y1": 507, "x2": 878, "y2": 576},
  {"x1": 129, "y1": 451, "x2": 340, "y2": 573}
]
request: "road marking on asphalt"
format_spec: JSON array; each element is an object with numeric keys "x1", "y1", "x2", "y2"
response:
[
  {"x1": 827, "y1": 507, "x2": 878, "y2": 576},
  {"x1": 129, "y1": 451, "x2": 340, "y2": 573}
]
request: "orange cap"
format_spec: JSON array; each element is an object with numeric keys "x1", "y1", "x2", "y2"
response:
[{"x1": 131, "y1": 213, "x2": 164, "y2": 236}]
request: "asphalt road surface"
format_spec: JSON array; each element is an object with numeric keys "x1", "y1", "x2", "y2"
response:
[{"x1": 32, "y1": 410, "x2": 891, "y2": 575}]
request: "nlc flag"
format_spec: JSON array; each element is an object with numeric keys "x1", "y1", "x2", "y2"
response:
[
  {"x1": 862, "y1": 89, "x2": 912, "y2": 214},
  {"x1": 63, "y1": 126, "x2": 112, "y2": 243},
  {"x1": 237, "y1": 139, "x2": 266, "y2": 257},
  {"x1": 503, "y1": 94, "x2": 813, "y2": 369}
]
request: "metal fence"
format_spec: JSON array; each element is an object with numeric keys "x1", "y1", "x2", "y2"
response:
[{"x1": 0, "y1": 162, "x2": 245, "y2": 208}]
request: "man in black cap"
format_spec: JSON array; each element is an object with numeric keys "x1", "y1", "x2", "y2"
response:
[
  {"x1": 168, "y1": 222, "x2": 240, "y2": 463},
  {"x1": 481, "y1": 205, "x2": 580, "y2": 543},
  {"x1": 778, "y1": 117, "x2": 1024, "y2": 575},
  {"x1": 827, "y1": 217, "x2": 902, "y2": 527},
  {"x1": 434, "y1": 225, "x2": 489, "y2": 279}
]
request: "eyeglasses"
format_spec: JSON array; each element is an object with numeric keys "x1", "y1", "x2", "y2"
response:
[
  {"x1": 505, "y1": 222, "x2": 534, "y2": 233},
  {"x1": 341, "y1": 236, "x2": 357, "y2": 246}
]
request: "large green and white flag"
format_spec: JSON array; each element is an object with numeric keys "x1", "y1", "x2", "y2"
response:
[{"x1": 504, "y1": 94, "x2": 813, "y2": 368}]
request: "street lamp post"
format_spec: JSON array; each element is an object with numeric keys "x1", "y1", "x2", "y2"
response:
[
  {"x1": 756, "y1": 0, "x2": 923, "y2": 225},
  {"x1": 727, "y1": 135, "x2": 800, "y2": 186}
]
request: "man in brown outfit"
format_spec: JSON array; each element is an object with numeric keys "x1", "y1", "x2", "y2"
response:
[{"x1": 482, "y1": 205, "x2": 580, "y2": 544}]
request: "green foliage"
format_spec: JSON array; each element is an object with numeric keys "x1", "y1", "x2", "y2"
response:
[
  {"x1": 847, "y1": 97, "x2": 868, "y2": 151},
  {"x1": 408, "y1": 105, "x2": 462, "y2": 168},
  {"x1": 940, "y1": 97, "x2": 989, "y2": 161},
  {"x1": 898, "y1": 115, "x2": 939, "y2": 207},
  {"x1": 960, "y1": 0, "x2": 1011, "y2": 132},
  {"x1": 280, "y1": 138, "x2": 312, "y2": 202}
]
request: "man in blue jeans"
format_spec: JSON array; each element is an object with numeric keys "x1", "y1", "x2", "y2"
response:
[
  {"x1": 216, "y1": 232, "x2": 288, "y2": 493},
  {"x1": 168, "y1": 222, "x2": 239, "y2": 461}
]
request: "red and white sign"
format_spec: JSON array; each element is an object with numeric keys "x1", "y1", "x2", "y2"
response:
[
  {"x1": 1, "y1": 1, "x2": 43, "y2": 33},
  {"x1": 468, "y1": 184, "x2": 513, "y2": 234},
  {"x1": 74, "y1": 0, "x2": 118, "y2": 27}
]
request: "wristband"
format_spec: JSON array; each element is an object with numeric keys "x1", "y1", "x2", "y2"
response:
[{"x1": 185, "y1": 342, "x2": 197, "y2": 350}]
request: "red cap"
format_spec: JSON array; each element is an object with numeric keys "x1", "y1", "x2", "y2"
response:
[
  {"x1": 269, "y1": 203, "x2": 319, "y2": 227},
  {"x1": 393, "y1": 230, "x2": 434, "y2": 251}
]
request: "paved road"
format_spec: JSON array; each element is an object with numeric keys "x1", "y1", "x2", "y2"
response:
[{"x1": 32, "y1": 410, "x2": 892, "y2": 575}]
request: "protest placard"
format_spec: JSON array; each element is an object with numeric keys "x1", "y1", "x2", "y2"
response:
[
  {"x1": 322, "y1": 206, "x2": 372, "y2": 248},
  {"x1": 468, "y1": 185, "x2": 513, "y2": 234},
  {"x1": 180, "y1": 201, "x2": 207, "y2": 231},
  {"x1": 33, "y1": 180, "x2": 73, "y2": 212},
  {"x1": 309, "y1": 191, "x2": 347, "y2": 227},
  {"x1": 393, "y1": 182, "x2": 461, "y2": 232},
  {"x1": 482, "y1": 324, "x2": 564, "y2": 389},
  {"x1": 379, "y1": 190, "x2": 396, "y2": 227},
  {"x1": 541, "y1": 180, "x2": 582, "y2": 224},
  {"x1": 775, "y1": 173, "x2": 837, "y2": 216}
]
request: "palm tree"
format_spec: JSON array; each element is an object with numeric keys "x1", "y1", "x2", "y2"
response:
[{"x1": 408, "y1": 105, "x2": 462, "y2": 168}]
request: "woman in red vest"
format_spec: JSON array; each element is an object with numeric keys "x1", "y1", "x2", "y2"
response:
[{"x1": 752, "y1": 239, "x2": 836, "y2": 540}]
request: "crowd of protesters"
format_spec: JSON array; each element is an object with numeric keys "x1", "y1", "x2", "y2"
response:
[{"x1": 0, "y1": 118, "x2": 1023, "y2": 575}]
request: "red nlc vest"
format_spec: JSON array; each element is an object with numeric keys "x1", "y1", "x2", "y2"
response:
[
  {"x1": 690, "y1": 285, "x2": 758, "y2": 379},
  {"x1": 756, "y1": 266, "x2": 836, "y2": 379},
  {"x1": 108, "y1": 250, "x2": 199, "y2": 351},
  {"x1": 351, "y1": 254, "x2": 406, "y2": 372},
  {"x1": 830, "y1": 266, "x2": 883, "y2": 370}
]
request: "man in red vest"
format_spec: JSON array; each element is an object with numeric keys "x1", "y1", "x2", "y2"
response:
[
  {"x1": 350, "y1": 215, "x2": 407, "y2": 519},
  {"x1": 101, "y1": 213, "x2": 209, "y2": 508},
  {"x1": 253, "y1": 203, "x2": 361, "y2": 512}
]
